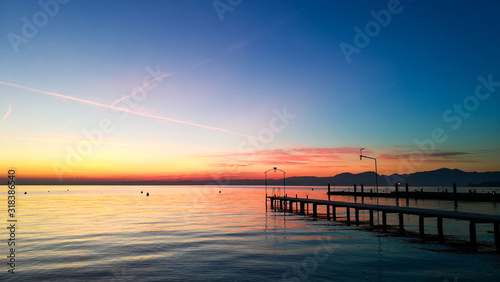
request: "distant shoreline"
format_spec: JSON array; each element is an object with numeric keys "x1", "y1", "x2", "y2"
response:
[{"x1": 16, "y1": 168, "x2": 500, "y2": 187}]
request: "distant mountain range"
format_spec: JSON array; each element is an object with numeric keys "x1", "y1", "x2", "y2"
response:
[{"x1": 21, "y1": 168, "x2": 500, "y2": 187}]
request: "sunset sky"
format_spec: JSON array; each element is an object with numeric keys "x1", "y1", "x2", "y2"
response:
[{"x1": 1, "y1": 0, "x2": 499, "y2": 183}]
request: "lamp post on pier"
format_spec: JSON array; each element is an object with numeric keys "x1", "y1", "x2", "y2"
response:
[{"x1": 360, "y1": 148, "x2": 378, "y2": 194}]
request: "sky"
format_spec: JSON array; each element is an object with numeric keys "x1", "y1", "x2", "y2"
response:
[{"x1": 1, "y1": 0, "x2": 499, "y2": 183}]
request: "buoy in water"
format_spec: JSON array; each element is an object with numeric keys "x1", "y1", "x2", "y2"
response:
[
  {"x1": 141, "y1": 191, "x2": 143, "y2": 194},
  {"x1": 146, "y1": 192, "x2": 149, "y2": 196},
  {"x1": 219, "y1": 191, "x2": 221, "y2": 193},
  {"x1": 24, "y1": 192, "x2": 27, "y2": 194}
]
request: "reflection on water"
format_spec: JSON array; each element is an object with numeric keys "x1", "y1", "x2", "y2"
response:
[{"x1": 6, "y1": 185, "x2": 500, "y2": 281}]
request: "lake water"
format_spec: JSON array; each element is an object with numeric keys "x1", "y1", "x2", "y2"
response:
[{"x1": 4, "y1": 185, "x2": 500, "y2": 281}]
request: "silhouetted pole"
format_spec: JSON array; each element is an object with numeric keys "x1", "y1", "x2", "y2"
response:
[
  {"x1": 354, "y1": 183, "x2": 357, "y2": 194},
  {"x1": 328, "y1": 183, "x2": 331, "y2": 194},
  {"x1": 453, "y1": 183, "x2": 458, "y2": 208},
  {"x1": 360, "y1": 148, "x2": 379, "y2": 195},
  {"x1": 265, "y1": 168, "x2": 273, "y2": 197},
  {"x1": 405, "y1": 183, "x2": 409, "y2": 205},
  {"x1": 361, "y1": 183, "x2": 364, "y2": 194}
]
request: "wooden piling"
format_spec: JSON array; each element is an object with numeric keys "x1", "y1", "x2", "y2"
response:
[
  {"x1": 326, "y1": 205, "x2": 330, "y2": 220},
  {"x1": 332, "y1": 206, "x2": 336, "y2": 220},
  {"x1": 399, "y1": 213, "x2": 404, "y2": 232},
  {"x1": 355, "y1": 208, "x2": 360, "y2": 226},
  {"x1": 470, "y1": 221, "x2": 477, "y2": 248},
  {"x1": 437, "y1": 217, "x2": 444, "y2": 239},
  {"x1": 312, "y1": 203, "x2": 317, "y2": 217},
  {"x1": 453, "y1": 183, "x2": 458, "y2": 208},
  {"x1": 361, "y1": 183, "x2": 364, "y2": 194},
  {"x1": 405, "y1": 183, "x2": 410, "y2": 204},
  {"x1": 346, "y1": 207, "x2": 350, "y2": 225},
  {"x1": 419, "y1": 216, "x2": 425, "y2": 236},
  {"x1": 369, "y1": 210, "x2": 374, "y2": 226},
  {"x1": 300, "y1": 202, "x2": 305, "y2": 215},
  {"x1": 289, "y1": 200, "x2": 293, "y2": 212},
  {"x1": 494, "y1": 223, "x2": 500, "y2": 252},
  {"x1": 382, "y1": 212, "x2": 387, "y2": 231},
  {"x1": 354, "y1": 183, "x2": 357, "y2": 195}
]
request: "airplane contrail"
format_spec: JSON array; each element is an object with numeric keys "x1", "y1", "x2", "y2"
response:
[
  {"x1": 110, "y1": 73, "x2": 173, "y2": 106},
  {"x1": 2, "y1": 104, "x2": 12, "y2": 122},
  {"x1": 0, "y1": 81, "x2": 253, "y2": 138}
]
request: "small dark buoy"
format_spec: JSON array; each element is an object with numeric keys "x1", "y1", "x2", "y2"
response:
[
  {"x1": 141, "y1": 191, "x2": 143, "y2": 194},
  {"x1": 24, "y1": 192, "x2": 27, "y2": 194},
  {"x1": 146, "y1": 192, "x2": 149, "y2": 196},
  {"x1": 219, "y1": 190, "x2": 221, "y2": 193},
  {"x1": 312, "y1": 188, "x2": 314, "y2": 190}
]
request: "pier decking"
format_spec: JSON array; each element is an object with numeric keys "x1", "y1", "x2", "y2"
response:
[{"x1": 267, "y1": 195, "x2": 500, "y2": 251}]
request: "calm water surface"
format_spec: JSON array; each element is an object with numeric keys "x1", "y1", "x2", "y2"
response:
[{"x1": 4, "y1": 185, "x2": 500, "y2": 281}]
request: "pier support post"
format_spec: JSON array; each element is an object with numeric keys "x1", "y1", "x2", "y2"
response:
[
  {"x1": 346, "y1": 208, "x2": 350, "y2": 225},
  {"x1": 312, "y1": 203, "x2": 317, "y2": 217},
  {"x1": 453, "y1": 183, "x2": 458, "y2": 208},
  {"x1": 300, "y1": 202, "x2": 305, "y2": 215},
  {"x1": 419, "y1": 216, "x2": 424, "y2": 236},
  {"x1": 369, "y1": 210, "x2": 374, "y2": 226},
  {"x1": 361, "y1": 183, "x2": 364, "y2": 194},
  {"x1": 437, "y1": 217, "x2": 444, "y2": 239},
  {"x1": 280, "y1": 199, "x2": 283, "y2": 210},
  {"x1": 382, "y1": 212, "x2": 387, "y2": 231},
  {"x1": 494, "y1": 223, "x2": 500, "y2": 252},
  {"x1": 326, "y1": 205, "x2": 330, "y2": 220},
  {"x1": 355, "y1": 209, "x2": 360, "y2": 226},
  {"x1": 395, "y1": 183, "x2": 399, "y2": 193},
  {"x1": 328, "y1": 183, "x2": 330, "y2": 194},
  {"x1": 469, "y1": 221, "x2": 477, "y2": 248},
  {"x1": 289, "y1": 200, "x2": 293, "y2": 212},
  {"x1": 270, "y1": 197, "x2": 274, "y2": 209},
  {"x1": 399, "y1": 213, "x2": 404, "y2": 232},
  {"x1": 354, "y1": 184, "x2": 357, "y2": 195},
  {"x1": 405, "y1": 183, "x2": 409, "y2": 204},
  {"x1": 332, "y1": 206, "x2": 336, "y2": 220}
]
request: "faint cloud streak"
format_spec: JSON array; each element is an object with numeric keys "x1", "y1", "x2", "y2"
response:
[
  {"x1": 2, "y1": 104, "x2": 12, "y2": 122},
  {"x1": 0, "y1": 81, "x2": 253, "y2": 138}
]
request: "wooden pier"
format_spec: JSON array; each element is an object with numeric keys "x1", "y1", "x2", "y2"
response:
[
  {"x1": 327, "y1": 183, "x2": 500, "y2": 202},
  {"x1": 327, "y1": 191, "x2": 500, "y2": 202},
  {"x1": 267, "y1": 195, "x2": 500, "y2": 251}
]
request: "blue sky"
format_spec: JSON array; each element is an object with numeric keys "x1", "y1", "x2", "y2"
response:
[{"x1": 1, "y1": 0, "x2": 499, "y2": 181}]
